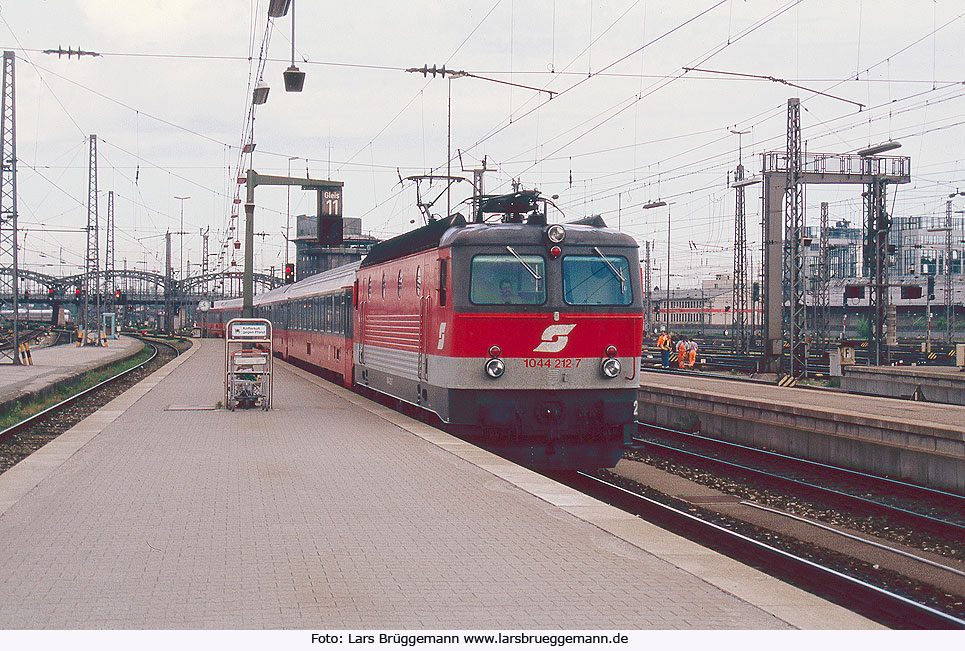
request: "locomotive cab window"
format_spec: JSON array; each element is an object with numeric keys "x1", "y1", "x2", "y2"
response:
[
  {"x1": 562, "y1": 254, "x2": 633, "y2": 305},
  {"x1": 470, "y1": 254, "x2": 546, "y2": 305}
]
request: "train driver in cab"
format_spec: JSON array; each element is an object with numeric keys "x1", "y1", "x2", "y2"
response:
[{"x1": 498, "y1": 279, "x2": 518, "y2": 304}]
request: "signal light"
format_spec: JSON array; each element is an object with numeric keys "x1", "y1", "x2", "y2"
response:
[
  {"x1": 115, "y1": 289, "x2": 122, "y2": 299},
  {"x1": 927, "y1": 275, "x2": 936, "y2": 300},
  {"x1": 284, "y1": 263, "x2": 295, "y2": 284}
]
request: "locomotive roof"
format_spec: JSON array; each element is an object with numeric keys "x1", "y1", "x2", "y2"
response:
[
  {"x1": 438, "y1": 221, "x2": 639, "y2": 249},
  {"x1": 361, "y1": 214, "x2": 637, "y2": 268},
  {"x1": 360, "y1": 213, "x2": 466, "y2": 268}
]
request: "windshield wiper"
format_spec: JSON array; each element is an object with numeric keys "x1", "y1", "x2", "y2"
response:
[
  {"x1": 506, "y1": 246, "x2": 542, "y2": 280},
  {"x1": 593, "y1": 247, "x2": 625, "y2": 288}
]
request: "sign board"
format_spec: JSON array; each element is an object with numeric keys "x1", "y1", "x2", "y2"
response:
[
  {"x1": 229, "y1": 321, "x2": 269, "y2": 340},
  {"x1": 317, "y1": 185, "x2": 343, "y2": 246}
]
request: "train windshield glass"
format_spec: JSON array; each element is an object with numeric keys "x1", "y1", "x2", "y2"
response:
[
  {"x1": 470, "y1": 254, "x2": 546, "y2": 305},
  {"x1": 562, "y1": 255, "x2": 633, "y2": 305}
]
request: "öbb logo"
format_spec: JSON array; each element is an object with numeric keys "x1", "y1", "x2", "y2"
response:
[{"x1": 534, "y1": 324, "x2": 576, "y2": 353}]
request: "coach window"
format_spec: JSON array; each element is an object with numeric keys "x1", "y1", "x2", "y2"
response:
[
  {"x1": 416, "y1": 266, "x2": 422, "y2": 296},
  {"x1": 562, "y1": 254, "x2": 632, "y2": 305},
  {"x1": 367, "y1": 277, "x2": 372, "y2": 298},
  {"x1": 381, "y1": 273, "x2": 386, "y2": 299},
  {"x1": 398, "y1": 270, "x2": 403, "y2": 298},
  {"x1": 470, "y1": 254, "x2": 546, "y2": 305}
]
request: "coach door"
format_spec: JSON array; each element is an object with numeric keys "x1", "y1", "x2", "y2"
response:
[
  {"x1": 284, "y1": 302, "x2": 291, "y2": 359},
  {"x1": 357, "y1": 278, "x2": 368, "y2": 368}
]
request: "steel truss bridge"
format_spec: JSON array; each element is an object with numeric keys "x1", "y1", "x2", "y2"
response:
[{"x1": 0, "y1": 267, "x2": 283, "y2": 330}]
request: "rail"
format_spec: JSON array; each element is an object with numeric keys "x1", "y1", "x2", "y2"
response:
[{"x1": 564, "y1": 471, "x2": 965, "y2": 629}]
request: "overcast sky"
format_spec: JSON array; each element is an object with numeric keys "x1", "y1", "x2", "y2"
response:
[{"x1": 3, "y1": 1, "x2": 965, "y2": 287}]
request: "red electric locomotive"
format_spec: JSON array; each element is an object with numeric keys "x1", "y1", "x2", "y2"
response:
[
  {"x1": 209, "y1": 191, "x2": 643, "y2": 469},
  {"x1": 355, "y1": 191, "x2": 642, "y2": 468}
]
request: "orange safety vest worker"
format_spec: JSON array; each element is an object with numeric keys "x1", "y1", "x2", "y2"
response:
[
  {"x1": 676, "y1": 340, "x2": 686, "y2": 368},
  {"x1": 685, "y1": 340, "x2": 697, "y2": 368},
  {"x1": 657, "y1": 332, "x2": 670, "y2": 367}
]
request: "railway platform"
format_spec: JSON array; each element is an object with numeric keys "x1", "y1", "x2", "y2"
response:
[
  {"x1": 0, "y1": 336, "x2": 144, "y2": 411},
  {"x1": 638, "y1": 371, "x2": 965, "y2": 494},
  {"x1": 0, "y1": 338, "x2": 876, "y2": 629},
  {"x1": 841, "y1": 364, "x2": 965, "y2": 405}
]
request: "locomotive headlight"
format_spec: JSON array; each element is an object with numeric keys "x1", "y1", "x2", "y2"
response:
[
  {"x1": 485, "y1": 357, "x2": 506, "y2": 379},
  {"x1": 546, "y1": 224, "x2": 566, "y2": 244},
  {"x1": 601, "y1": 357, "x2": 622, "y2": 378}
]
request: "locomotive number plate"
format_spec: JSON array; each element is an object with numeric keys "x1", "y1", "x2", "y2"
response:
[{"x1": 524, "y1": 358, "x2": 581, "y2": 369}]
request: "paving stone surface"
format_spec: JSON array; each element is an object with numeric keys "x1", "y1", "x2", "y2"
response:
[{"x1": 0, "y1": 340, "x2": 857, "y2": 629}]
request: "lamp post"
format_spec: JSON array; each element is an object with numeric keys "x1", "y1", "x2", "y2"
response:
[
  {"x1": 857, "y1": 141, "x2": 902, "y2": 157},
  {"x1": 174, "y1": 196, "x2": 190, "y2": 282},
  {"x1": 858, "y1": 141, "x2": 901, "y2": 365},
  {"x1": 286, "y1": 156, "x2": 299, "y2": 269},
  {"x1": 942, "y1": 191, "x2": 963, "y2": 342},
  {"x1": 643, "y1": 200, "x2": 670, "y2": 330}
]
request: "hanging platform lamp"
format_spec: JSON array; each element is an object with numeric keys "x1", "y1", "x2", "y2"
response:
[
  {"x1": 252, "y1": 78, "x2": 269, "y2": 105},
  {"x1": 284, "y1": 65, "x2": 305, "y2": 92}
]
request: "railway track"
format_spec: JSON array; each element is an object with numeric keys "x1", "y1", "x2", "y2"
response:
[
  {"x1": 641, "y1": 340, "x2": 957, "y2": 380},
  {"x1": 560, "y1": 470, "x2": 965, "y2": 630},
  {"x1": 0, "y1": 336, "x2": 182, "y2": 474},
  {"x1": 633, "y1": 423, "x2": 965, "y2": 543}
]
